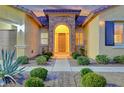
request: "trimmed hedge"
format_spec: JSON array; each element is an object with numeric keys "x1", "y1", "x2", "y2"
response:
[
  {"x1": 24, "y1": 77, "x2": 44, "y2": 87},
  {"x1": 36, "y1": 56, "x2": 47, "y2": 65},
  {"x1": 17, "y1": 56, "x2": 29, "y2": 64},
  {"x1": 95, "y1": 55, "x2": 110, "y2": 64},
  {"x1": 113, "y1": 55, "x2": 124, "y2": 64},
  {"x1": 72, "y1": 52, "x2": 81, "y2": 59},
  {"x1": 77, "y1": 56, "x2": 90, "y2": 65},
  {"x1": 80, "y1": 68, "x2": 93, "y2": 77},
  {"x1": 30, "y1": 67, "x2": 48, "y2": 80},
  {"x1": 81, "y1": 73, "x2": 107, "y2": 87}
]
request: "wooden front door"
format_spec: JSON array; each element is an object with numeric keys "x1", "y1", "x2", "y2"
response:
[{"x1": 58, "y1": 33, "x2": 66, "y2": 52}]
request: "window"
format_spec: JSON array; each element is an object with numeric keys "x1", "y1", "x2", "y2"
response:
[
  {"x1": 41, "y1": 32, "x2": 48, "y2": 45},
  {"x1": 76, "y1": 32, "x2": 83, "y2": 46},
  {"x1": 114, "y1": 23, "x2": 124, "y2": 44}
]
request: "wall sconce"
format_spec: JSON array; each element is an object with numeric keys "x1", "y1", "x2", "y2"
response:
[
  {"x1": 17, "y1": 24, "x2": 25, "y2": 32},
  {"x1": 99, "y1": 21, "x2": 105, "y2": 26}
]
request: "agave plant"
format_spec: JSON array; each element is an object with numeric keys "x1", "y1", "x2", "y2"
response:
[{"x1": 0, "y1": 49, "x2": 25, "y2": 86}]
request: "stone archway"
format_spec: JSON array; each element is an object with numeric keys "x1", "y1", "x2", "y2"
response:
[
  {"x1": 54, "y1": 24, "x2": 70, "y2": 54},
  {"x1": 48, "y1": 16, "x2": 76, "y2": 56}
]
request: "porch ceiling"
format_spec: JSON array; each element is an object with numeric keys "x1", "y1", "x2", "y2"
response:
[{"x1": 20, "y1": 5, "x2": 111, "y2": 17}]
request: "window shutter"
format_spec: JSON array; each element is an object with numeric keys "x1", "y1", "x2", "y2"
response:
[{"x1": 105, "y1": 21, "x2": 115, "y2": 46}]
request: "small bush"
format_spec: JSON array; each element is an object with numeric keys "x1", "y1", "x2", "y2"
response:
[
  {"x1": 72, "y1": 52, "x2": 81, "y2": 59},
  {"x1": 43, "y1": 55, "x2": 50, "y2": 61},
  {"x1": 80, "y1": 68, "x2": 93, "y2": 77},
  {"x1": 44, "y1": 52, "x2": 53, "y2": 58},
  {"x1": 77, "y1": 56, "x2": 90, "y2": 65},
  {"x1": 24, "y1": 77, "x2": 44, "y2": 87},
  {"x1": 36, "y1": 56, "x2": 47, "y2": 65},
  {"x1": 81, "y1": 73, "x2": 107, "y2": 87},
  {"x1": 95, "y1": 55, "x2": 110, "y2": 64},
  {"x1": 17, "y1": 56, "x2": 29, "y2": 64},
  {"x1": 113, "y1": 55, "x2": 124, "y2": 64},
  {"x1": 30, "y1": 67, "x2": 48, "y2": 80},
  {"x1": 80, "y1": 48, "x2": 86, "y2": 56}
]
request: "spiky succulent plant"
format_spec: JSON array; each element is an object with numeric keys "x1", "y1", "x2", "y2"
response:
[{"x1": 0, "y1": 49, "x2": 25, "y2": 85}]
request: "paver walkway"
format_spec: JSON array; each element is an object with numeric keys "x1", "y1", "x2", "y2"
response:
[{"x1": 52, "y1": 59, "x2": 71, "y2": 71}]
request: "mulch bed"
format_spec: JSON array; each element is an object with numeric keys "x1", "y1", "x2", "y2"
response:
[{"x1": 13, "y1": 72, "x2": 124, "y2": 87}]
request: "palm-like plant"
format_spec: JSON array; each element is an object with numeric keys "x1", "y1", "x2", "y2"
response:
[{"x1": 0, "y1": 49, "x2": 25, "y2": 86}]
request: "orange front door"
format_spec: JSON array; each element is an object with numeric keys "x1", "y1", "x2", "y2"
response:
[{"x1": 58, "y1": 33, "x2": 66, "y2": 52}]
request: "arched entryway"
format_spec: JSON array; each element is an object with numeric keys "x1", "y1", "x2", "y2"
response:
[{"x1": 54, "y1": 24, "x2": 70, "y2": 58}]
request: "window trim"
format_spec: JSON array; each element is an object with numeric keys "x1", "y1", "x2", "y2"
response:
[
  {"x1": 114, "y1": 22, "x2": 124, "y2": 45},
  {"x1": 76, "y1": 32, "x2": 84, "y2": 46},
  {"x1": 40, "y1": 32, "x2": 48, "y2": 45}
]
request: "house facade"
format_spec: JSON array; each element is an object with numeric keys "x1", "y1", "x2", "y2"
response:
[{"x1": 0, "y1": 5, "x2": 124, "y2": 59}]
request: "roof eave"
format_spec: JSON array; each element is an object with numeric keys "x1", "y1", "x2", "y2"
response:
[{"x1": 82, "y1": 5, "x2": 116, "y2": 27}]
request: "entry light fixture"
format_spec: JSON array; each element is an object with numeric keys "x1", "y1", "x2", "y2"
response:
[{"x1": 17, "y1": 24, "x2": 25, "y2": 32}]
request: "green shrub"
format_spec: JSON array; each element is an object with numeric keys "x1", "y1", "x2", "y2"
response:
[
  {"x1": 81, "y1": 73, "x2": 107, "y2": 87},
  {"x1": 113, "y1": 55, "x2": 124, "y2": 64},
  {"x1": 17, "y1": 56, "x2": 29, "y2": 64},
  {"x1": 36, "y1": 56, "x2": 47, "y2": 65},
  {"x1": 30, "y1": 67, "x2": 48, "y2": 80},
  {"x1": 43, "y1": 55, "x2": 50, "y2": 61},
  {"x1": 80, "y1": 68, "x2": 93, "y2": 77},
  {"x1": 80, "y1": 48, "x2": 86, "y2": 56},
  {"x1": 72, "y1": 52, "x2": 81, "y2": 59},
  {"x1": 77, "y1": 56, "x2": 90, "y2": 65},
  {"x1": 44, "y1": 52, "x2": 53, "y2": 57},
  {"x1": 95, "y1": 55, "x2": 110, "y2": 64},
  {"x1": 24, "y1": 77, "x2": 44, "y2": 87}
]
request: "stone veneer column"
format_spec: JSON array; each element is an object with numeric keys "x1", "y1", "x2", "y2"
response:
[{"x1": 49, "y1": 16, "x2": 76, "y2": 53}]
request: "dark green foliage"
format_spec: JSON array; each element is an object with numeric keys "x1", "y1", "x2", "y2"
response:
[
  {"x1": 80, "y1": 68, "x2": 93, "y2": 77},
  {"x1": 113, "y1": 55, "x2": 124, "y2": 64},
  {"x1": 43, "y1": 55, "x2": 50, "y2": 61},
  {"x1": 44, "y1": 52, "x2": 53, "y2": 58},
  {"x1": 79, "y1": 48, "x2": 86, "y2": 56},
  {"x1": 72, "y1": 52, "x2": 81, "y2": 59},
  {"x1": 17, "y1": 56, "x2": 29, "y2": 64},
  {"x1": 95, "y1": 55, "x2": 110, "y2": 64},
  {"x1": 77, "y1": 56, "x2": 90, "y2": 65},
  {"x1": 81, "y1": 73, "x2": 107, "y2": 87},
  {"x1": 24, "y1": 77, "x2": 44, "y2": 87},
  {"x1": 30, "y1": 68, "x2": 48, "y2": 80},
  {"x1": 36, "y1": 56, "x2": 47, "y2": 65}
]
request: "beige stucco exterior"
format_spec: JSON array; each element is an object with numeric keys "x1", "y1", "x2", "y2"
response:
[
  {"x1": 25, "y1": 15, "x2": 41, "y2": 58},
  {"x1": 0, "y1": 6, "x2": 26, "y2": 57},
  {"x1": 1, "y1": 5, "x2": 124, "y2": 59},
  {"x1": 99, "y1": 6, "x2": 124, "y2": 57},
  {"x1": 83, "y1": 16, "x2": 99, "y2": 59},
  {"x1": 83, "y1": 6, "x2": 124, "y2": 59},
  {"x1": 0, "y1": 6, "x2": 41, "y2": 58}
]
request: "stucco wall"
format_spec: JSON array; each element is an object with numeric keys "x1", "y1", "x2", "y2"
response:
[
  {"x1": 0, "y1": 6, "x2": 25, "y2": 25},
  {"x1": 84, "y1": 16, "x2": 99, "y2": 59},
  {"x1": 25, "y1": 15, "x2": 41, "y2": 58},
  {"x1": 99, "y1": 6, "x2": 124, "y2": 57},
  {"x1": 0, "y1": 6, "x2": 26, "y2": 57}
]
